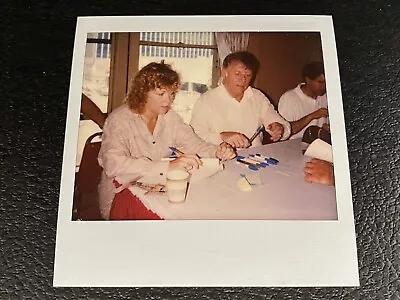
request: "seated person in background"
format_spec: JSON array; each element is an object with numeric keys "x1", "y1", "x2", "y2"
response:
[
  {"x1": 190, "y1": 51, "x2": 291, "y2": 149},
  {"x1": 81, "y1": 93, "x2": 107, "y2": 129},
  {"x1": 278, "y1": 62, "x2": 329, "y2": 139},
  {"x1": 98, "y1": 62, "x2": 236, "y2": 220},
  {"x1": 304, "y1": 158, "x2": 335, "y2": 186}
]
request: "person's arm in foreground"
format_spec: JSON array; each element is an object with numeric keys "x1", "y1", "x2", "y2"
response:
[{"x1": 304, "y1": 158, "x2": 335, "y2": 186}]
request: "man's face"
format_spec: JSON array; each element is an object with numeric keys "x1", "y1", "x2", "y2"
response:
[
  {"x1": 306, "y1": 74, "x2": 326, "y2": 97},
  {"x1": 222, "y1": 61, "x2": 252, "y2": 100}
]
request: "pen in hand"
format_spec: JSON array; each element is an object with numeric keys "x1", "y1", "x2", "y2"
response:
[
  {"x1": 169, "y1": 146, "x2": 203, "y2": 166},
  {"x1": 169, "y1": 146, "x2": 185, "y2": 157},
  {"x1": 248, "y1": 125, "x2": 264, "y2": 144}
]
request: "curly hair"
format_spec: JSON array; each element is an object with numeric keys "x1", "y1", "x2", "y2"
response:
[{"x1": 126, "y1": 61, "x2": 180, "y2": 113}]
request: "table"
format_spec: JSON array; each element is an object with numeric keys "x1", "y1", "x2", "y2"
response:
[{"x1": 128, "y1": 138, "x2": 338, "y2": 220}]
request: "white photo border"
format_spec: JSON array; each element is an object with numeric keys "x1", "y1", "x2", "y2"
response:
[{"x1": 54, "y1": 15, "x2": 359, "y2": 287}]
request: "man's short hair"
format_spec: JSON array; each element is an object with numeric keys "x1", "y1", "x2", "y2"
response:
[
  {"x1": 222, "y1": 51, "x2": 260, "y2": 77},
  {"x1": 302, "y1": 62, "x2": 325, "y2": 81}
]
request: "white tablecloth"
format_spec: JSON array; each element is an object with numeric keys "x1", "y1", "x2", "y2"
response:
[{"x1": 128, "y1": 138, "x2": 338, "y2": 220}]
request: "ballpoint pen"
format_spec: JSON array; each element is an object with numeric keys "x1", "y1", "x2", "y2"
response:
[
  {"x1": 248, "y1": 125, "x2": 264, "y2": 144},
  {"x1": 236, "y1": 157, "x2": 260, "y2": 171},
  {"x1": 237, "y1": 155, "x2": 268, "y2": 168},
  {"x1": 169, "y1": 146, "x2": 185, "y2": 157},
  {"x1": 169, "y1": 146, "x2": 203, "y2": 165},
  {"x1": 249, "y1": 153, "x2": 279, "y2": 165}
]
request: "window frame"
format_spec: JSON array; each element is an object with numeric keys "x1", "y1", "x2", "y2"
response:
[{"x1": 108, "y1": 32, "x2": 220, "y2": 112}]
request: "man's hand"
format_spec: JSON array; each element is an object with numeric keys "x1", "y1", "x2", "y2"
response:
[
  {"x1": 220, "y1": 132, "x2": 250, "y2": 149},
  {"x1": 312, "y1": 107, "x2": 328, "y2": 120},
  {"x1": 304, "y1": 158, "x2": 335, "y2": 186},
  {"x1": 267, "y1": 122, "x2": 284, "y2": 142},
  {"x1": 215, "y1": 142, "x2": 236, "y2": 161},
  {"x1": 169, "y1": 154, "x2": 203, "y2": 171}
]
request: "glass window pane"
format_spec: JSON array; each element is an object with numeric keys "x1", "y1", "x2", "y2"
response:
[
  {"x1": 140, "y1": 31, "x2": 215, "y2": 46},
  {"x1": 180, "y1": 82, "x2": 189, "y2": 91},
  {"x1": 138, "y1": 32, "x2": 216, "y2": 124},
  {"x1": 76, "y1": 33, "x2": 111, "y2": 170}
]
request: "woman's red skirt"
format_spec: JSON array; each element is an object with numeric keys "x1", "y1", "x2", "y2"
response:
[{"x1": 109, "y1": 180, "x2": 163, "y2": 220}]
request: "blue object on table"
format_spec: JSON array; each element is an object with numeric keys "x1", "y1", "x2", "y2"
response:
[
  {"x1": 254, "y1": 153, "x2": 279, "y2": 165},
  {"x1": 248, "y1": 125, "x2": 264, "y2": 143},
  {"x1": 248, "y1": 154, "x2": 269, "y2": 166},
  {"x1": 266, "y1": 158, "x2": 278, "y2": 165},
  {"x1": 236, "y1": 157, "x2": 259, "y2": 171},
  {"x1": 236, "y1": 155, "x2": 266, "y2": 169}
]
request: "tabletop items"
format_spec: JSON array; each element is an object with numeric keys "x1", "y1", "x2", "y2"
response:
[
  {"x1": 126, "y1": 139, "x2": 338, "y2": 220},
  {"x1": 235, "y1": 153, "x2": 280, "y2": 191},
  {"x1": 236, "y1": 153, "x2": 279, "y2": 171},
  {"x1": 130, "y1": 181, "x2": 167, "y2": 195}
]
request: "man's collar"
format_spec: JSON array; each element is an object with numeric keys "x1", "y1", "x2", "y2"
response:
[{"x1": 220, "y1": 84, "x2": 252, "y2": 102}]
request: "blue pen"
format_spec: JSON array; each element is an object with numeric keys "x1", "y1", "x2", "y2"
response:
[
  {"x1": 236, "y1": 156, "x2": 260, "y2": 171},
  {"x1": 169, "y1": 146, "x2": 203, "y2": 163},
  {"x1": 169, "y1": 146, "x2": 184, "y2": 157},
  {"x1": 239, "y1": 155, "x2": 268, "y2": 168},
  {"x1": 248, "y1": 125, "x2": 264, "y2": 143},
  {"x1": 255, "y1": 153, "x2": 279, "y2": 165}
]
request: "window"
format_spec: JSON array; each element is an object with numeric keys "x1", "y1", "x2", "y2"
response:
[
  {"x1": 95, "y1": 33, "x2": 111, "y2": 59},
  {"x1": 193, "y1": 83, "x2": 208, "y2": 94},
  {"x1": 77, "y1": 32, "x2": 112, "y2": 170},
  {"x1": 138, "y1": 32, "x2": 218, "y2": 123},
  {"x1": 180, "y1": 82, "x2": 189, "y2": 91}
]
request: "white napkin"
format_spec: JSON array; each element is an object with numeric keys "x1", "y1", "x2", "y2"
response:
[
  {"x1": 304, "y1": 138, "x2": 333, "y2": 163},
  {"x1": 188, "y1": 158, "x2": 224, "y2": 183}
]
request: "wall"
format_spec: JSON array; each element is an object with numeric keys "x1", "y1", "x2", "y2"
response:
[{"x1": 248, "y1": 32, "x2": 323, "y2": 106}]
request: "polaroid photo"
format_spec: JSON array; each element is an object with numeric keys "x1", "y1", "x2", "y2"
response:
[{"x1": 54, "y1": 15, "x2": 359, "y2": 287}]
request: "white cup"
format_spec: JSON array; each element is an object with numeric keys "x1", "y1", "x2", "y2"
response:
[{"x1": 166, "y1": 169, "x2": 190, "y2": 203}]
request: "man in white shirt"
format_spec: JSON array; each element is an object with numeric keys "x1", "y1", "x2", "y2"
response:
[
  {"x1": 190, "y1": 51, "x2": 291, "y2": 148},
  {"x1": 278, "y1": 62, "x2": 329, "y2": 140}
]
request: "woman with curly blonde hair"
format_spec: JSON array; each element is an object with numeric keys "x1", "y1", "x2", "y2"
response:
[{"x1": 97, "y1": 61, "x2": 236, "y2": 220}]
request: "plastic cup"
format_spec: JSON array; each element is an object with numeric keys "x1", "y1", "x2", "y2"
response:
[{"x1": 166, "y1": 169, "x2": 190, "y2": 203}]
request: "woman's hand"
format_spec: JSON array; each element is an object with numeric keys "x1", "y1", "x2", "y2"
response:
[
  {"x1": 215, "y1": 142, "x2": 236, "y2": 161},
  {"x1": 169, "y1": 154, "x2": 203, "y2": 171}
]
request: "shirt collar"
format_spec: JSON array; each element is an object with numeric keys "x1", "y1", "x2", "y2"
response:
[{"x1": 219, "y1": 84, "x2": 252, "y2": 103}]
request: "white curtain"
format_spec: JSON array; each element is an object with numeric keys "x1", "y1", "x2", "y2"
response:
[{"x1": 215, "y1": 32, "x2": 250, "y2": 68}]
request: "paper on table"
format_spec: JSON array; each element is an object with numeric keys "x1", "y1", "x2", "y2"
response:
[
  {"x1": 188, "y1": 158, "x2": 224, "y2": 183},
  {"x1": 115, "y1": 158, "x2": 223, "y2": 189},
  {"x1": 237, "y1": 177, "x2": 252, "y2": 192},
  {"x1": 304, "y1": 138, "x2": 333, "y2": 163}
]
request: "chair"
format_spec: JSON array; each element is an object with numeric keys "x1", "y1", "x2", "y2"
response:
[
  {"x1": 302, "y1": 125, "x2": 331, "y2": 145},
  {"x1": 73, "y1": 132, "x2": 104, "y2": 221}
]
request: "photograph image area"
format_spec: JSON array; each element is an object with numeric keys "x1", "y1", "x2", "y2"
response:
[
  {"x1": 54, "y1": 16, "x2": 358, "y2": 287},
  {"x1": 73, "y1": 30, "x2": 337, "y2": 222}
]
